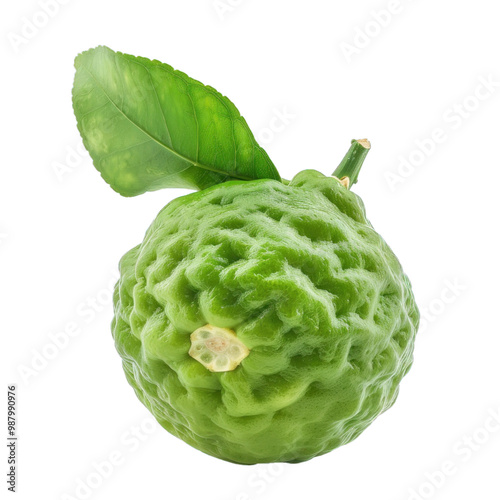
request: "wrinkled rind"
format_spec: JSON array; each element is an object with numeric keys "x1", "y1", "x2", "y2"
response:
[{"x1": 112, "y1": 170, "x2": 419, "y2": 464}]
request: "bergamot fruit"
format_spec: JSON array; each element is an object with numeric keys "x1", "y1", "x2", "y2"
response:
[
  {"x1": 112, "y1": 168, "x2": 419, "y2": 464},
  {"x1": 72, "y1": 48, "x2": 419, "y2": 465}
]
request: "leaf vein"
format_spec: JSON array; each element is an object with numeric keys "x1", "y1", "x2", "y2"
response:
[{"x1": 80, "y1": 64, "x2": 253, "y2": 181}]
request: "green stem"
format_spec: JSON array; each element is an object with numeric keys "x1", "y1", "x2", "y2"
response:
[{"x1": 332, "y1": 139, "x2": 371, "y2": 189}]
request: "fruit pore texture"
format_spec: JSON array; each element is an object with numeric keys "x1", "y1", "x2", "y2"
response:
[{"x1": 112, "y1": 170, "x2": 419, "y2": 464}]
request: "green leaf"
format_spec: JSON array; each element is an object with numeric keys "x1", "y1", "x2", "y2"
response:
[{"x1": 72, "y1": 46, "x2": 281, "y2": 196}]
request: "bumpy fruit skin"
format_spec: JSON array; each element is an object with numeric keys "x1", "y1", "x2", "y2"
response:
[{"x1": 112, "y1": 170, "x2": 419, "y2": 464}]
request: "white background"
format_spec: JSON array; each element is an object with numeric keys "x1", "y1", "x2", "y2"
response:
[{"x1": 2, "y1": 1, "x2": 500, "y2": 499}]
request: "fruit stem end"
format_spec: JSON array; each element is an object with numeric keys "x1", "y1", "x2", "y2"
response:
[{"x1": 332, "y1": 139, "x2": 371, "y2": 189}]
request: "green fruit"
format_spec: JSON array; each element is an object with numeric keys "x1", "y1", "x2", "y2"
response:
[
  {"x1": 71, "y1": 48, "x2": 419, "y2": 465},
  {"x1": 112, "y1": 169, "x2": 419, "y2": 464}
]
